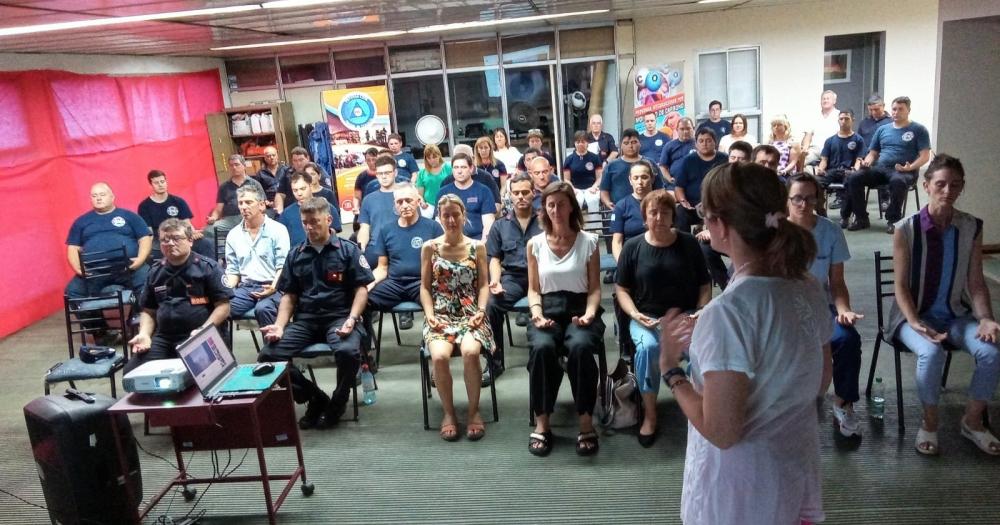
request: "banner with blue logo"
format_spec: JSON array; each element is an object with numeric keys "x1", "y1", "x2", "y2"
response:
[{"x1": 321, "y1": 86, "x2": 391, "y2": 214}]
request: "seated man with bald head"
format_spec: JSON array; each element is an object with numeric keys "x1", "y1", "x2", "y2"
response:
[{"x1": 66, "y1": 182, "x2": 153, "y2": 299}]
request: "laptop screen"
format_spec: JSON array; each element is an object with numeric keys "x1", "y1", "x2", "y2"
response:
[{"x1": 177, "y1": 325, "x2": 236, "y2": 395}]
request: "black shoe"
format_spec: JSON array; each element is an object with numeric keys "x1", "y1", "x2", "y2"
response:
[
  {"x1": 515, "y1": 312, "x2": 529, "y2": 327},
  {"x1": 886, "y1": 223, "x2": 895, "y2": 235},
  {"x1": 398, "y1": 312, "x2": 413, "y2": 330},
  {"x1": 318, "y1": 396, "x2": 347, "y2": 429},
  {"x1": 637, "y1": 431, "x2": 657, "y2": 448},
  {"x1": 879, "y1": 199, "x2": 889, "y2": 213},
  {"x1": 298, "y1": 391, "x2": 330, "y2": 430},
  {"x1": 602, "y1": 272, "x2": 614, "y2": 284},
  {"x1": 481, "y1": 365, "x2": 504, "y2": 387},
  {"x1": 829, "y1": 196, "x2": 843, "y2": 210},
  {"x1": 847, "y1": 217, "x2": 870, "y2": 231},
  {"x1": 839, "y1": 218, "x2": 849, "y2": 229}
]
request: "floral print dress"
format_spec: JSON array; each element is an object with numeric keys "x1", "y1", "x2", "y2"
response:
[{"x1": 423, "y1": 240, "x2": 495, "y2": 354}]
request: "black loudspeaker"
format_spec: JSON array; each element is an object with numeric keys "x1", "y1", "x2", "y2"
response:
[{"x1": 24, "y1": 392, "x2": 142, "y2": 525}]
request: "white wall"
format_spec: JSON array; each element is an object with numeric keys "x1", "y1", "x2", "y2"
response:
[{"x1": 632, "y1": 0, "x2": 939, "y2": 140}]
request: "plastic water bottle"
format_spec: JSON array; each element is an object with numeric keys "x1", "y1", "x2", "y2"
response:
[
  {"x1": 361, "y1": 364, "x2": 376, "y2": 406},
  {"x1": 871, "y1": 377, "x2": 885, "y2": 420}
]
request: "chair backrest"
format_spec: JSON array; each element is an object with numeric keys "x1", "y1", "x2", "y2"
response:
[
  {"x1": 215, "y1": 227, "x2": 231, "y2": 268},
  {"x1": 582, "y1": 208, "x2": 614, "y2": 253},
  {"x1": 80, "y1": 245, "x2": 131, "y2": 286},
  {"x1": 64, "y1": 294, "x2": 129, "y2": 360},
  {"x1": 873, "y1": 250, "x2": 895, "y2": 333}
]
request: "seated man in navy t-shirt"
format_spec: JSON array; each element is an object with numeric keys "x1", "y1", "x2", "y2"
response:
[
  {"x1": 843, "y1": 96, "x2": 931, "y2": 233},
  {"x1": 436, "y1": 153, "x2": 497, "y2": 241},
  {"x1": 66, "y1": 182, "x2": 153, "y2": 299},
  {"x1": 367, "y1": 183, "x2": 443, "y2": 330},
  {"x1": 138, "y1": 169, "x2": 214, "y2": 260},
  {"x1": 278, "y1": 172, "x2": 343, "y2": 246},
  {"x1": 440, "y1": 144, "x2": 502, "y2": 206},
  {"x1": 658, "y1": 117, "x2": 696, "y2": 187},
  {"x1": 388, "y1": 133, "x2": 420, "y2": 181},
  {"x1": 358, "y1": 155, "x2": 404, "y2": 267},
  {"x1": 600, "y1": 129, "x2": 664, "y2": 209},
  {"x1": 816, "y1": 110, "x2": 864, "y2": 209},
  {"x1": 275, "y1": 147, "x2": 331, "y2": 213}
]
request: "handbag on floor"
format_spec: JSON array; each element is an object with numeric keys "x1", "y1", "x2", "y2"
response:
[{"x1": 596, "y1": 358, "x2": 641, "y2": 429}]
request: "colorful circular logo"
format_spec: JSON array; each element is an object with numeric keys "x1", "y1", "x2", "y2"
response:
[
  {"x1": 111, "y1": 216, "x2": 126, "y2": 227},
  {"x1": 340, "y1": 92, "x2": 377, "y2": 131},
  {"x1": 410, "y1": 236, "x2": 424, "y2": 249}
]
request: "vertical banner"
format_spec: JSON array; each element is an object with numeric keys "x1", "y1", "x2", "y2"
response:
[
  {"x1": 322, "y1": 86, "x2": 391, "y2": 214},
  {"x1": 632, "y1": 62, "x2": 686, "y2": 138}
]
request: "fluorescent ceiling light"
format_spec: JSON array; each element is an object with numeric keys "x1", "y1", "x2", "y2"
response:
[
  {"x1": 211, "y1": 30, "x2": 406, "y2": 51},
  {"x1": 0, "y1": 5, "x2": 261, "y2": 37},
  {"x1": 696, "y1": 0, "x2": 734, "y2": 4},
  {"x1": 261, "y1": 0, "x2": 349, "y2": 8},
  {"x1": 409, "y1": 9, "x2": 610, "y2": 33}
]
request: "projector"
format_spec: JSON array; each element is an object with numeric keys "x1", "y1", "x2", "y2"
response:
[{"x1": 123, "y1": 359, "x2": 193, "y2": 394}]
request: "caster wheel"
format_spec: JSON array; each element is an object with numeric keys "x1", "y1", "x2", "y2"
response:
[
  {"x1": 301, "y1": 482, "x2": 315, "y2": 496},
  {"x1": 182, "y1": 487, "x2": 197, "y2": 502}
]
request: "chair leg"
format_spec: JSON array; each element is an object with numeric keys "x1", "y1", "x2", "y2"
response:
[
  {"x1": 505, "y1": 313, "x2": 514, "y2": 348},
  {"x1": 865, "y1": 335, "x2": 883, "y2": 398},
  {"x1": 144, "y1": 415, "x2": 150, "y2": 436},
  {"x1": 391, "y1": 313, "x2": 403, "y2": 346},
  {"x1": 484, "y1": 351, "x2": 499, "y2": 422},
  {"x1": 352, "y1": 383, "x2": 359, "y2": 421},
  {"x1": 249, "y1": 330, "x2": 261, "y2": 353},
  {"x1": 307, "y1": 364, "x2": 317, "y2": 385},
  {"x1": 420, "y1": 348, "x2": 430, "y2": 430},
  {"x1": 44, "y1": 382, "x2": 50, "y2": 395},
  {"x1": 375, "y1": 311, "x2": 385, "y2": 368},
  {"x1": 894, "y1": 348, "x2": 905, "y2": 431},
  {"x1": 110, "y1": 376, "x2": 117, "y2": 398},
  {"x1": 941, "y1": 351, "x2": 953, "y2": 389}
]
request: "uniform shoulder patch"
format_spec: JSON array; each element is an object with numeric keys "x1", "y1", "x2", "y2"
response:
[{"x1": 359, "y1": 254, "x2": 371, "y2": 269}]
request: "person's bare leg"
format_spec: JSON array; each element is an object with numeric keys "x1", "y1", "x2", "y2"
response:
[
  {"x1": 922, "y1": 405, "x2": 939, "y2": 432},
  {"x1": 963, "y1": 399, "x2": 988, "y2": 431},
  {"x1": 429, "y1": 341, "x2": 457, "y2": 437},
  {"x1": 460, "y1": 337, "x2": 483, "y2": 425}
]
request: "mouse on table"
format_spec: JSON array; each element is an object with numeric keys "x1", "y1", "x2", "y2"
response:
[{"x1": 252, "y1": 362, "x2": 275, "y2": 376}]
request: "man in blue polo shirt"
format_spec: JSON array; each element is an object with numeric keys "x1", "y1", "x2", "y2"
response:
[
  {"x1": 638, "y1": 111, "x2": 670, "y2": 161},
  {"x1": 357, "y1": 155, "x2": 404, "y2": 267},
  {"x1": 367, "y1": 183, "x2": 442, "y2": 330},
  {"x1": 696, "y1": 100, "x2": 730, "y2": 139},
  {"x1": 388, "y1": 133, "x2": 420, "y2": 181},
  {"x1": 485, "y1": 174, "x2": 542, "y2": 385},
  {"x1": 843, "y1": 96, "x2": 931, "y2": 234},
  {"x1": 278, "y1": 172, "x2": 343, "y2": 246},
  {"x1": 817, "y1": 110, "x2": 864, "y2": 211},
  {"x1": 600, "y1": 129, "x2": 663, "y2": 209},
  {"x1": 658, "y1": 117, "x2": 695, "y2": 187},
  {"x1": 437, "y1": 153, "x2": 497, "y2": 241},
  {"x1": 66, "y1": 182, "x2": 153, "y2": 299}
]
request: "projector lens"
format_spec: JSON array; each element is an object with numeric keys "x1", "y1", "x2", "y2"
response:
[{"x1": 157, "y1": 377, "x2": 172, "y2": 389}]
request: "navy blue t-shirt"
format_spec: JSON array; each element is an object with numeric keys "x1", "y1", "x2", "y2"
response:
[
  {"x1": 355, "y1": 170, "x2": 376, "y2": 196},
  {"x1": 821, "y1": 133, "x2": 865, "y2": 170},
  {"x1": 137, "y1": 195, "x2": 193, "y2": 237},
  {"x1": 697, "y1": 120, "x2": 729, "y2": 140},
  {"x1": 440, "y1": 168, "x2": 502, "y2": 204},
  {"x1": 857, "y1": 114, "x2": 892, "y2": 156},
  {"x1": 67, "y1": 208, "x2": 151, "y2": 259},
  {"x1": 599, "y1": 157, "x2": 664, "y2": 203},
  {"x1": 658, "y1": 139, "x2": 696, "y2": 177},
  {"x1": 278, "y1": 200, "x2": 343, "y2": 246},
  {"x1": 369, "y1": 217, "x2": 443, "y2": 280},
  {"x1": 871, "y1": 123, "x2": 931, "y2": 168},
  {"x1": 479, "y1": 160, "x2": 507, "y2": 187},
  {"x1": 675, "y1": 152, "x2": 728, "y2": 205},
  {"x1": 276, "y1": 166, "x2": 331, "y2": 205},
  {"x1": 639, "y1": 132, "x2": 670, "y2": 161},
  {"x1": 586, "y1": 132, "x2": 618, "y2": 164},
  {"x1": 359, "y1": 190, "x2": 397, "y2": 236},
  {"x1": 364, "y1": 175, "x2": 419, "y2": 197},
  {"x1": 394, "y1": 152, "x2": 420, "y2": 180},
  {"x1": 435, "y1": 181, "x2": 497, "y2": 239},
  {"x1": 216, "y1": 177, "x2": 265, "y2": 217},
  {"x1": 610, "y1": 195, "x2": 646, "y2": 239},
  {"x1": 563, "y1": 151, "x2": 602, "y2": 190}
]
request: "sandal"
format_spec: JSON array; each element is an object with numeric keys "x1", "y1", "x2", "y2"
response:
[
  {"x1": 960, "y1": 418, "x2": 1000, "y2": 456},
  {"x1": 467, "y1": 422, "x2": 486, "y2": 441},
  {"x1": 528, "y1": 431, "x2": 553, "y2": 457},
  {"x1": 440, "y1": 423, "x2": 459, "y2": 442},
  {"x1": 576, "y1": 431, "x2": 600, "y2": 456},
  {"x1": 914, "y1": 426, "x2": 939, "y2": 456}
]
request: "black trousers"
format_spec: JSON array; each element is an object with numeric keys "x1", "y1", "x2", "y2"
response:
[
  {"x1": 123, "y1": 332, "x2": 186, "y2": 375},
  {"x1": 486, "y1": 272, "x2": 527, "y2": 369},
  {"x1": 258, "y1": 317, "x2": 362, "y2": 405},
  {"x1": 843, "y1": 167, "x2": 916, "y2": 224},
  {"x1": 675, "y1": 206, "x2": 730, "y2": 290},
  {"x1": 527, "y1": 292, "x2": 605, "y2": 416}
]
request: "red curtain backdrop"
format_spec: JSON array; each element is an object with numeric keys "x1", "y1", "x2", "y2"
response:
[{"x1": 0, "y1": 69, "x2": 223, "y2": 338}]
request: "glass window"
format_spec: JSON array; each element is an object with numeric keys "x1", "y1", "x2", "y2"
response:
[
  {"x1": 225, "y1": 58, "x2": 278, "y2": 90},
  {"x1": 391, "y1": 76, "x2": 448, "y2": 158},
  {"x1": 727, "y1": 49, "x2": 759, "y2": 111},
  {"x1": 334, "y1": 48, "x2": 386, "y2": 79},
  {"x1": 697, "y1": 52, "x2": 727, "y2": 113},
  {"x1": 561, "y1": 60, "x2": 618, "y2": 155},
  {"x1": 389, "y1": 45, "x2": 442, "y2": 74},
  {"x1": 501, "y1": 32, "x2": 555, "y2": 64},
  {"x1": 448, "y1": 70, "x2": 503, "y2": 148},
  {"x1": 505, "y1": 65, "x2": 556, "y2": 155},
  {"x1": 444, "y1": 38, "x2": 499, "y2": 69},
  {"x1": 697, "y1": 47, "x2": 761, "y2": 141},
  {"x1": 558, "y1": 27, "x2": 615, "y2": 59},
  {"x1": 279, "y1": 53, "x2": 332, "y2": 85}
]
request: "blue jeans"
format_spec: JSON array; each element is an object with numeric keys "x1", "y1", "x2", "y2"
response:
[
  {"x1": 896, "y1": 315, "x2": 1000, "y2": 406},
  {"x1": 630, "y1": 320, "x2": 662, "y2": 395},
  {"x1": 829, "y1": 305, "x2": 862, "y2": 403},
  {"x1": 230, "y1": 280, "x2": 281, "y2": 327}
]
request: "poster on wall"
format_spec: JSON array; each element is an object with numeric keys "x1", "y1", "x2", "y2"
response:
[
  {"x1": 322, "y1": 85, "x2": 391, "y2": 215},
  {"x1": 632, "y1": 62, "x2": 686, "y2": 138}
]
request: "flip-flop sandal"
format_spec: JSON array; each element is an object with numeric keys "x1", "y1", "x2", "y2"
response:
[
  {"x1": 467, "y1": 422, "x2": 486, "y2": 441},
  {"x1": 961, "y1": 419, "x2": 1000, "y2": 456},
  {"x1": 914, "y1": 427, "x2": 939, "y2": 456},
  {"x1": 528, "y1": 431, "x2": 553, "y2": 456},
  {"x1": 576, "y1": 431, "x2": 600, "y2": 456},
  {"x1": 440, "y1": 423, "x2": 459, "y2": 442}
]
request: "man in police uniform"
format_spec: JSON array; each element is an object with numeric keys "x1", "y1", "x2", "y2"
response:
[
  {"x1": 126, "y1": 219, "x2": 232, "y2": 374},
  {"x1": 484, "y1": 174, "x2": 542, "y2": 386},
  {"x1": 260, "y1": 197, "x2": 374, "y2": 430}
]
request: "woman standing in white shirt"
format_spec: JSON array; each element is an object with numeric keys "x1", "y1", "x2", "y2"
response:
[
  {"x1": 660, "y1": 162, "x2": 833, "y2": 525},
  {"x1": 526, "y1": 182, "x2": 604, "y2": 457}
]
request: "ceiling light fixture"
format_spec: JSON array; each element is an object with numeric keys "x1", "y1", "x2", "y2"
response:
[
  {"x1": 696, "y1": 0, "x2": 734, "y2": 4},
  {"x1": 408, "y1": 9, "x2": 610, "y2": 33},
  {"x1": 261, "y1": 0, "x2": 350, "y2": 8},
  {"x1": 210, "y1": 30, "x2": 406, "y2": 51},
  {"x1": 0, "y1": 5, "x2": 261, "y2": 37}
]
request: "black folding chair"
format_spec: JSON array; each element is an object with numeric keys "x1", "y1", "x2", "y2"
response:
[
  {"x1": 373, "y1": 301, "x2": 423, "y2": 367},
  {"x1": 290, "y1": 343, "x2": 361, "y2": 422},
  {"x1": 46, "y1": 294, "x2": 130, "y2": 397},
  {"x1": 419, "y1": 344, "x2": 499, "y2": 430}
]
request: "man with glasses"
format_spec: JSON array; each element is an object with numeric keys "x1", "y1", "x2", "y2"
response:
[
  {"x1": 484, "y1": 174, "x2": 543, "y2": 385},
  {"x1": 358, "y1": 155, "x2": 405, "y2": 267},
  {"x1": 366, "y1": 183, "x2": 442, "y2": 330},
  {"x1": 126, "y1": 219, "x2": 232, "y2": 374},
  {"x1": 696, "y1": 100, "x2": 730, "y2": 140}
]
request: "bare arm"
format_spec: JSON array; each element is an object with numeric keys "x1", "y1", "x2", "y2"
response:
[
  {"x1": 526, "y1": 244, "x2": 551, "y2": 328},
  {"x1": 419, "y1": 243, "x2": 436, "y2": 321},
  {"x1": 671, "y1": 371, "x2": 750, "y2": 449},
  {"x1": 262, "y1": 292, "x2": 298, "y2": 342},
  {"x1": 600, "y1": 190, "x2": 613, "y2": 210},
  {"x1": 369, "y1": 256, "x2": 389, "y2": 289},
  {"x1": 274, "y1": 193, "x2": 286, "y2": 214},
  {"x1": 67, "y1": 245, "x2": 83, "y2": 276},
  {"x1": 659, "y1": 165, "x2": 672, "y2": 184},
  {"x1": 817, "y1": 157, "x2": 829, "y2": 175},
  {"x1": 562, "y1": 168, "x2": 572, "y2": 184},
  {"x1": 132, "y1": 236, "x2": 153, "y2": 269},
  {"x1": 488, "y1": 256, "x2": 503, "y2": 292},
  {"x1": 480, "y1": 213, "x2": 496, "y2": 242},
  {"x1": 204, "y1": 300, "x2": 231, "y2": 329},
  {"x1": 207, "y1": 203, "x2": 224, "y2": 223},
  {"x1": 591, "y1": 166, "x2": 604, "y2": 191},
  {"x1": 583, "y1": 247, "x2": 601, "y2": 319},
  {"x1": 675, "y1": 186, "x2": 691, "y2": 209},
  {"x1": 357, "y1": 223, "x2": 371, "y2": 252},
  {"x1": 967, "y1": 231, "x2": 1000, "y2": 342},
  {"x1": 801, "y1": 131, "x2": 814, "y2": 153},
  {"x1": 611, "y1": 233, "x2": 624, "y2": 261},
  {"x1": 862, "y1": 149, "x2": 879, "y2": 168},
  {"x1": 829, "y1": 262, "x2": 862, "y2": 326}
]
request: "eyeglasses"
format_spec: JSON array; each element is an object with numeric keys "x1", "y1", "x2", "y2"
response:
[
  {"x1": 789, "y1": 195, "x2": 818, "y2": 206},
  {"x1": 160, "y1": 234, "x2": 190, "y2": 245}
]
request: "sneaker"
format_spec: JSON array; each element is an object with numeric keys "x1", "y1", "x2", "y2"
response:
[
  {"x1": 838, "y1": 218, "x2": 849, "y2": 229},
  {"x1": 515, "y1": 312, "x2": 529, "y2": 327},
  {"x1": 829, "y1": 194, "x2": 843, "y2": 210},
  {"x1": 832, "y1": 404, "x2": 862, "y2": 438},
  {"x1": 398, "y1": 312, "x2": 413, "y2": 330},
  {"x1": 298, "y1": 391, "x2": 330, "y2": 430},
  {"x1": 847, "y1": 217, "x2": 870, "y2": 231},
  {"x1": 602, "y1": 272, "x2": 615, "y2": 284}
]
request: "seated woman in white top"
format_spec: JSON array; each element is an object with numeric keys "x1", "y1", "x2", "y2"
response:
[
  {"x1": 660, "y1": 162, "x2": 833, "y2": 525},
  {"x1": 526, "y1": 182, "x2": 604, "y2": 457},
  {"x1": 492, "y1": 128, "x2": 522, "y2": 173},
  {"x1": 717, "y1": 113, "x2": 758, "y2": 154}
]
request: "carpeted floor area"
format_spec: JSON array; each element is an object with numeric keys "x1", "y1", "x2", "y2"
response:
[{"x1": 2, "y1": 202, "x2": 1000, "y2": 524}]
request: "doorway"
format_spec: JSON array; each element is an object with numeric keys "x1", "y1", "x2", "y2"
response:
[{"x1": 823, "y1": 32, "x2": 885, "y2": 116}]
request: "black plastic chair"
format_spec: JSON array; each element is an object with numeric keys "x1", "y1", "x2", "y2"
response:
[
  {"x1": 46, "y1": 294, "x2": 130, "y2": 397},
  {"x1": 291, "y1": 343, "x2": 360, "y2": 422},
  {"x1": 374, "y1": 301, "x2": 423, "y2": 367},
  {"x1": 864, "y1": 250, "x2": 953, "y2": 431},
  {"x1": 419, "y1": 344, "x2": 499, "y2": 430},
  {"x1": 864, "y1": 180, "x2": 921, "y2": 220}
]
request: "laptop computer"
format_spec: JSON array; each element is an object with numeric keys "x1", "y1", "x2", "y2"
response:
[{"x1": 177, "y1": 324, "x2": 284, "y2": 401}]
